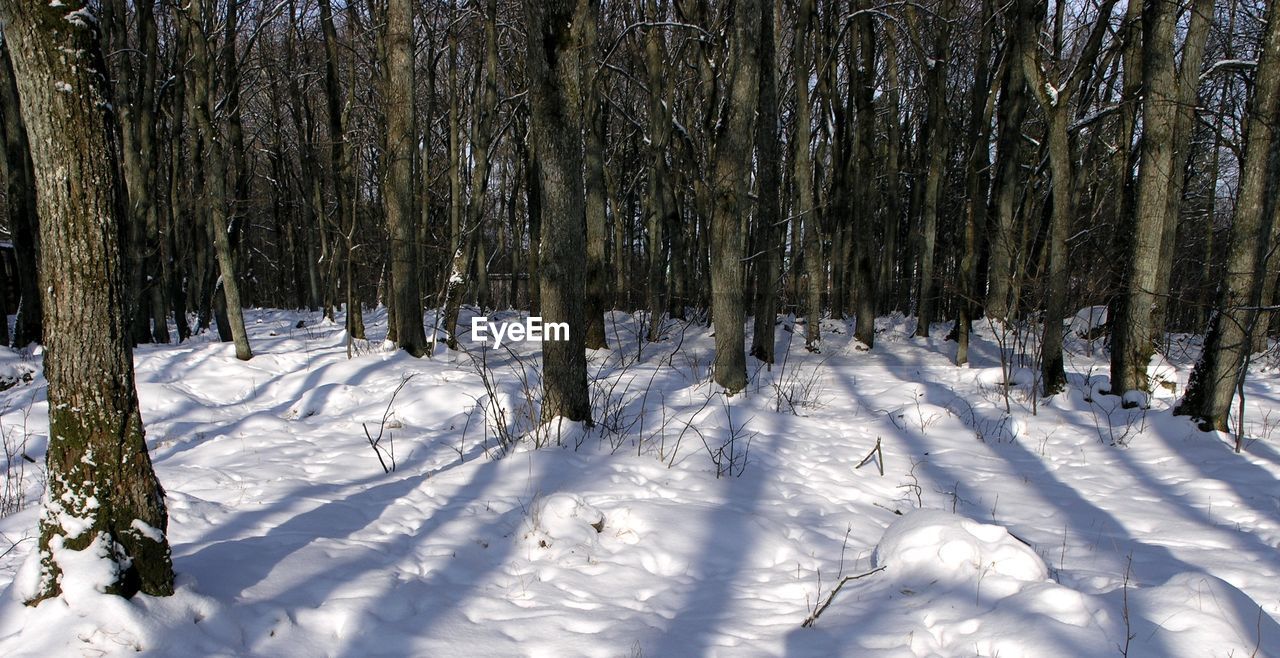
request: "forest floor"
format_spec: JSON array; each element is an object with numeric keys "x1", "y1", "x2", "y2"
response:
[{"x1": 0, "y1": 308, "x2": 1278, "y2": 657}]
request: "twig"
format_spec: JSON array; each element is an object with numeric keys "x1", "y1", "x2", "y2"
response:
[
  {"x1": 801, "y1": 566, "x2": 888, "y2": 628},
  {"x1": 855, "y1": 437, "x2": 885, "y2": 476}
]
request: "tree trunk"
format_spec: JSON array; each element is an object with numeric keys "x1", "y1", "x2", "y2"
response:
[
  {"x1": 1110, "y1": 0, "x2": 1181, "y2": 395},
  {"x1": 1018, "y1": 0, "x2": 1118, "y2": 395},
  {"x1": 186, "y1": 0, "x2": 252, "y2": 360},
  {"x1": 0, "y1": 0, "x2": 175, "y2": 602},
  {"x1": 524, "y1": 0, "x2": 592, "y2": 423},
  {"x1": 0, "y1": 41, "x2": 41, "y2": 346},
  {"x1": 706, "y1": 0, "x2": 762, "y2": 394},
  {"x1": 986, "y1": 29, "x2": 1030, "y2": 322},
  {"x1": 1177, "y1": 3, "x2": 1280, "y2": 432},
  {"x1": 850, "y1": 0, "x2": 879, "y2": 349},
  {"x1": 1150, "y1": 0, "x2": 1214, "y2": 338},
  {"x1": 796, "y1": 0, "x2": 822, "y2": 352},
  {"x1": 584, "y1": 96, "x2": 610, "y2": 349},
  {"x1": 750, "y1": 0, "x2": 782, "y2": 365},
  {"x1": 957, "y1": 0, "x2": 995, "y2": 365},
  {"x1": 914, "y1": 0, "x2": 954, "y2": 338},
  {"x1": 384, "y1": 0, "x2": 426, "y2": 356}
]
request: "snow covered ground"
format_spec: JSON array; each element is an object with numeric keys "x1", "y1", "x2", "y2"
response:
[{"x1": 0, "y1": 308, "x2": 1278, "y2": 657}]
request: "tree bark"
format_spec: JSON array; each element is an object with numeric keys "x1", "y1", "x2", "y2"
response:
[
  {"x1": 850, "y1": 0, "x2": 879, "y2": 349},
  {"x1": 706, "y1": 0, "x2": 762, "y2": 393},
  {"x1": 0, "y1": 41, "x2": 41, "y2": 346},
  {"x1": 750, "y1": 0, "x2": 782, "y2": 365},
  {"x1": 384, "y1": 0, "x2": 427, "y2": 356},
  {"x1": 1111, "y1": 0, "x2": 1181, "y2": 395},
  {"x1": 0, "y1": 0, "x2": 175, "y2": 602},
  {"x1": 1177, "y1": 2, "x2": 1280, "y2": 432},
  {"x1": 914, "y1": 0, "x2": 955, "y2": 338},
  {"x1": 524, "y1": 0, "x2": 592, "y2": 423},
  {"x1": 796, "y1": 0, "x2": 822, "y2": 352},
  {"x1": 186, "y1": 0, "x2": 252, "y2": 360}
]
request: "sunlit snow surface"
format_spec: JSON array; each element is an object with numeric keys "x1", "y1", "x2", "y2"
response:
[{"x1": 0, "y1": 308, "x2": 1277, "y2": 657}]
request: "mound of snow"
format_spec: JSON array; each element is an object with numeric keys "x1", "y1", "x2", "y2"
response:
[
  {"x1": 1068, "y1": 305, "x2": 1107, "y2": 338},
  {"x1": 281, "y1": 383, "x2": 359, "y2": 420},
  {"x1": 524, "y1": 493, "x2": 605, "y2": 559},
  {"x1": 872, "y1": 510, "x2": 1048, "y2": 587},
  {"x1": 1130, "y1": 573, "x2": 1280, "y2": 653}
]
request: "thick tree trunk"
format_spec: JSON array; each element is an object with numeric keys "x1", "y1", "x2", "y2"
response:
[
  {"x1": 1177, "y1": 4, "x2": 1280, "y2": 433},
  {"x1": 707, "y1": 0, "x2": 762, "y2": 393},
  {"x1": 1110, "y1": 0, "x2": 1180, "y2": 395},
  {"x1": 384, "y1": 0, "x2": 427, "y2": 356},
  {"x1": 524, "y1": 0, "x2": 592, "y2": 423},
  {"x1": 0, "y1": 0, "x2": 175, "y2": 603},
  {"x1": 1150, "y1": 0, "x2": 1214, "y2": 337}
]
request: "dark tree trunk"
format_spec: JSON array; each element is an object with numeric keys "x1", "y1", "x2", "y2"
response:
[
  {"x1": 0, "y1": 0, "x2": 175, "y2": 603},
  {"x1": 524, "y1": 0, "x2": 592, "y2": 423},
  {"x1": 750, "y1": 0, "x2": 782, "y2": 365},
  {"x1": 796, "y1": 0, "x2": 822, "y2": 353},
  {"x1": 384, "y1": 0, "x2": 427, "y2": 356},
  {"x1": 0, "y1": 42, "x2": 41, "y2": 346}
]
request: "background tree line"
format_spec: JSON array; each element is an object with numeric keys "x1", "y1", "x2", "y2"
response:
[{"x1": 2, "y1": 0, "x2": 1278, "y2": 429}]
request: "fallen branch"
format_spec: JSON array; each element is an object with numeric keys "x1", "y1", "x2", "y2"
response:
[
  {"x1": 801, "y1": 565, "x2": 888, "y2": 628},
  {"x1": 855, "y1": 437, "x2": 884, "y2": 476}
]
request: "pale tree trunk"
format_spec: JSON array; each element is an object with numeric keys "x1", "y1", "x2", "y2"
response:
[
  {"x1": 1177, "y1": 3, "x2": 1280, "y2": 433},
  {"x1": 0, "y1": 0, "x2": 175, "y2": 602},
  {"x1": 524, "y1": 0, "x2": 592, "y2": 423},
  {"x1": 750, "y1": 0, "x2": 782, "y2": 365},
  {"x1": 0, "y1": 42, "x2": 41, "y2": 346},
  {"x1": 384, "y1": 0, "x2": 427, "y2": 356},
  {"x1": 707, "y1": 0, "x2": 762, "y2": 393}
]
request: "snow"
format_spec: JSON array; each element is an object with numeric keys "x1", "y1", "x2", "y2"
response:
[{"x1": 0, "y1": 307, "x2": 1277, "y2": 656}]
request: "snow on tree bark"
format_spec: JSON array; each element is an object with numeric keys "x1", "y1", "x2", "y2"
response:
[{"x1": 0, "y1": 0, "x2": 176, "y2": 602}]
